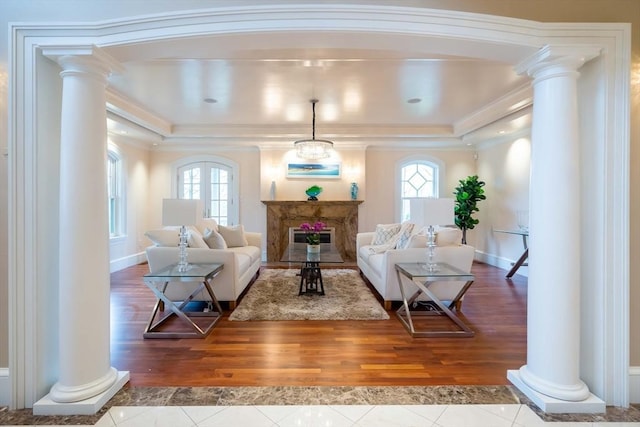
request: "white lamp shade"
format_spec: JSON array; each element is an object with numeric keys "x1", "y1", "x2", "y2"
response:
[
  {"x1": 162, "y1": 199, "x2": 198, "y2": 226},
  {"x1": 410, "y1": 198, "x2": 455, "y2": 227}
]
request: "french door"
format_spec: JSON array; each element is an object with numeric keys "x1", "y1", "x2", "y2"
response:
[{"x1": 177, "y1": 161, "x2": 236, "y2": 226}]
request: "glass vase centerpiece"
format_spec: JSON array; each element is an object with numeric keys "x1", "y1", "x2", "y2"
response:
[{"x1": 300, "y1": 221, "x2": 326, "y2": 253}]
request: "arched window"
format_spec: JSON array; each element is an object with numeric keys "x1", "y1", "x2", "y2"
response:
[
  {"x1": 175, "y1": 157, "x2": 239, "y2": 226},
  {"x1": 397, "y1": 158, "x2": 442, "y2": 222},
  {"x1": 107, "y1": 148, "x2": 125, "y2": 238}
]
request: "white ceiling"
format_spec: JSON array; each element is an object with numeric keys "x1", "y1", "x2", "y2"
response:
[{"x1": 104, "y1": 32, "x2": 534, "y2": 149}]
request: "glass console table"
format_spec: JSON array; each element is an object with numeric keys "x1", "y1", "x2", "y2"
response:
[{"x1": 494, "y1": 229, "x2": 529, "y2": 278}]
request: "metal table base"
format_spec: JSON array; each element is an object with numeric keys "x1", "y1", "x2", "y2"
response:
[
  {"x1": 143, "y1": 263, "x2": 224, "y2": 339},
  {"x1": 395, "y1": 263, "x2": 475, "y2": 338}
]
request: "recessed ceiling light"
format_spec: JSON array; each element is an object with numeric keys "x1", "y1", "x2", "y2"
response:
[
  {"x1": 498, "y1": 130, "x2": 506, "y2": 134},
  {"x1": 204, "y1": 98, "x2": 218, "y2": 104},
  {"x1": 407, "y1": 98, "x2": 422, "y2": 104}
]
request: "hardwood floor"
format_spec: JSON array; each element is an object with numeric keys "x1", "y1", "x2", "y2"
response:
[{"x1": 109, "y1": 262, "x2": 527, "y2": 387}]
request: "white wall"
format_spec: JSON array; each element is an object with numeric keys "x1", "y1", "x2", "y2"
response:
[
  {"x1": 260, "y1": 148, "x2": 366, "y2": 203},
  {"x1": 107, "y1": 137, "x2": 151, "y2": 272},
  {"x1": 475, "y1": 135, "x2": 531, "y2": 274}
]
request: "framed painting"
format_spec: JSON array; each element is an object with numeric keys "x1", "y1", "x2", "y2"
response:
[{"x1": 286, "y1": 163, "x2": 341, "y2": 179}]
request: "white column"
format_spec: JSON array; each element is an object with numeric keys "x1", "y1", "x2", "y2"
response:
[
  {"x1": 34, "y1": 47, "x2": 129, "y2": 415},
  {"x1": 507, "y1": 46, "x2": 603, "y2": 413}
]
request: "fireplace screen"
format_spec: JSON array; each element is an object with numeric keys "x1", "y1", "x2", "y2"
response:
[{"x1": 289, "y1": 227, "x2": 336, "y2": 244}]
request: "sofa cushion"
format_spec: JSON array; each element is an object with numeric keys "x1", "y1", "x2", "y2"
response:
[
  {"x1": 196, "y1": 218, "x2": 219, "y2": 234},
  {"x1": 145, "y1": 229, "x2": 179, "y2": 247},
  {"x1": 187, "y1": 229, "x2": 209, "y2": 248},
  {"x1": 395, "y1": 222, "x2": 415, "y2": 249},
  {"x1": 218, "y1": 224, "x2": 249, "y2": 247},
  {"x1": 371, "y1": 223, "x2": 401, "y2": 245},
  {"x1": 435, "y1": 227, "x2": 463, "y2": 246},
  {"x1": 203, "y1": 227, "x2": 228, "y2": 249},
  {"x1": 414, "y1": 226, "x2": 463, "y2": 247},
  {"x1": 405, "y1": 234, "x2": 427, "y2": 248}
]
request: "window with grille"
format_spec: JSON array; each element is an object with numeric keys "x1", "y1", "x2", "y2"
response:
[
  {"x1": 177, "y1": 160, "x2": 236, "y2": 226},
  {"x1": 399, "y1": 160, "x2": 439, "y2": 222}
]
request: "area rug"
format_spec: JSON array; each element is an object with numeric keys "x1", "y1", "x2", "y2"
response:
[{"x1": 229, "y1": 269, "x2": 390, "y2": 321}]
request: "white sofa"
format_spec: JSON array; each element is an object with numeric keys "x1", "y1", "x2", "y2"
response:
[
  {"x1": 145, "y1": 220, "x2": 262, "y2": 309},
  {"x1": 357, "y1": 227, "x2": 475, "y2": 310}
]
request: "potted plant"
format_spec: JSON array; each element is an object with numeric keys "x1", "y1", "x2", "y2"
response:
[
  {"x1": 453, "y1": 175, "x2": 486, "y2": 244},
  {"x1": 300, "y1": 221, "x2": 325, "y2": 253}
]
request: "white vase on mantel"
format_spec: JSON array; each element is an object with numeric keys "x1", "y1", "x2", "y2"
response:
[{"x1": 307, "y1": 244, "x2": 320, "y2": 254}]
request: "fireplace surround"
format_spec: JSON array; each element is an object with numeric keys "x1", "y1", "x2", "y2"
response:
[{"x1": 263, "y1": 200, "x2": 362, "y2": 262}]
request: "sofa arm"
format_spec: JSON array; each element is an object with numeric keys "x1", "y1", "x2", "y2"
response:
[
  {"x1": 244, "y1": 231, "x2": 262, "y2": 248},
  {"x1": 356, "y1": 232, "x2": 375, "y2": 251}
]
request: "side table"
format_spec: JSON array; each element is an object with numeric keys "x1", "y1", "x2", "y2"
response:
[
  {"x1": 395, "y1": 262, "x2": 475, "y2": 337},
  {"x1": 143, "y1": 262, "x2": 224, "y2": 338},
  {"x1": 494, "y1": 229, "x2": 529, "y2": 278}
]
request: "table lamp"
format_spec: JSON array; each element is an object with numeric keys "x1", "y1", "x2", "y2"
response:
[
  {"x1": 162, "y1": 198, "x2": 198, "y2": 272},
  {"x1": 411, "y1": 198, "x2": 455, "y2": 272}
]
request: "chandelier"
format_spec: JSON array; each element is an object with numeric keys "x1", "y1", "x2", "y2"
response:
[{"x1": 294, "y1": 99, "x2": 334, "y2": 159}]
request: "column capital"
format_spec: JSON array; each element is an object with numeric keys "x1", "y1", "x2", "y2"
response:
[
  {"x1": 42, "y1": 45, "x2": 123, "y2": 80},
  {"x1": 516, "y1": 45, "x2": 601, "y2": 82}
]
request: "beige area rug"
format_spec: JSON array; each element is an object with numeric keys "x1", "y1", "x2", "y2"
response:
[{"x1": 229, "y1": 269, "x2": 390, "y2": 321}]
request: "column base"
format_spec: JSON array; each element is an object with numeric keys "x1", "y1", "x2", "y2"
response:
[
  {"x1": 508, "y1": 369, "x2": 605, "y2": 413},
  {"x1": 33, "y1": 370, "x2": 129, "y2": 415}
]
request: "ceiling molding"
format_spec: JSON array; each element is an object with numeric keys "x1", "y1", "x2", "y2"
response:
[
  {"x1": 453, "y1": 84, "x2": 533, "y2": 136},
  {"x1": 106, "y1": 88, "x2": 172, "y2": 135}
]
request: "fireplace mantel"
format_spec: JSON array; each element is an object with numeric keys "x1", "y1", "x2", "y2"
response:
[{"x1": 263, "y1": 200, "x2": 363, "y2": 262}]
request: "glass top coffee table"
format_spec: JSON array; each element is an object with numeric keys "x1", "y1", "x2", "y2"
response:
[{"x1": 280, "y1": 243, "x2": 344, "y2": 295}]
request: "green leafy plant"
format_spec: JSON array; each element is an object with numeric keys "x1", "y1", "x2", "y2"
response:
[{"x1": 453, "y1": 175, "x2": 486, "y2": 244}]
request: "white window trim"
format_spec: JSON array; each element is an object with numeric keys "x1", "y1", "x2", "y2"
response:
[
  {"x1": 107, "y1": 143, "x2": 127, "y2": 239},
  {"x1": 395, "y1": 154, "x2": 445, "y2": 223}
]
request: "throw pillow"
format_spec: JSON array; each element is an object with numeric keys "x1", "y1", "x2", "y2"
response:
[
  {"x1": 371, "y1": 223, "x2": 401, "y2": 245},
  {"x1": 198, "y1": 218, "x2": 219, "y2": 233},
  {"x1": 435, "y1": 226, "x2": 463, "y2": 246},
  {"x1": 203, "y1": 227, "x2": 228, "y2": 249},
  {"x1": 395, "y1": 222, "x2": 415, "y2": 249},
  {"x1": 187, "y1": 229, "x2": 208, "y2": 248},
  {"x1": 218, "y1": 224, "x2": 248, "y2": 248},
  {"x1": 405, "y1": 234, "x2": 428, "y2": 249},
  {"x1": 144, "y1": 229, "x2": 180, "y2": 247}
]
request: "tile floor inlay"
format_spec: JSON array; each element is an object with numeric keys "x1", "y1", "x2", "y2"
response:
[{"x1": 1, "y1": 385, "x2": 640, "y2": 425}]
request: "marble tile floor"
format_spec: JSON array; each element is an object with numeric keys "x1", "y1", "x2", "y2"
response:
[{"x1": 1, "y1": 386, "x2": 640, "y2": 426}]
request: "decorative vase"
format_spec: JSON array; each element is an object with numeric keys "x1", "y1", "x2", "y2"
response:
[
  {"x1": 307, "y1": 244, "x2": 320, "y2": 254},
  {"x1": 350, "y1": 182, "x2": 358, "y2": 200},
  {"x1": 305, "y1": 185, "x2": 322, "y2": 201}
]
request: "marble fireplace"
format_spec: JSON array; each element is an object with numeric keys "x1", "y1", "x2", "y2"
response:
[{"x1": 263, "y1": 200, "x2": 363, "y2": 262}]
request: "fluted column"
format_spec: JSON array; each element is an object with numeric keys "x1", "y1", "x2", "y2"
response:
[
  {"x1": 35, "y1": 47, "x2": 129, "y2": 415},
  {"x1": 508, "y1": 46, "x2": 603, "y2": 413}
]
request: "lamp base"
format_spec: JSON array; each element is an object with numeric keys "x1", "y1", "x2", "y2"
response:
[
  {"x1": 423, "y1": 225, "x2": 438, "y2": 271},
  {"x1": 178, "y1": 225, "x2": 189, "y2": 272}
]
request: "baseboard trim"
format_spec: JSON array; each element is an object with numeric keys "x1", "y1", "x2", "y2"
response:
[
  {"x1": 110, "y1": 252, "x2": 146, "y2": 273},
  {"x1": 0, "y1": 368, "x2": 8, "y2": 406},
  {"x1": 474, "y1": 250, "x2": 528, "y2": 278},
  {"x1": 630, "y1": 366, "x2": 640, "y2": 404}
]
